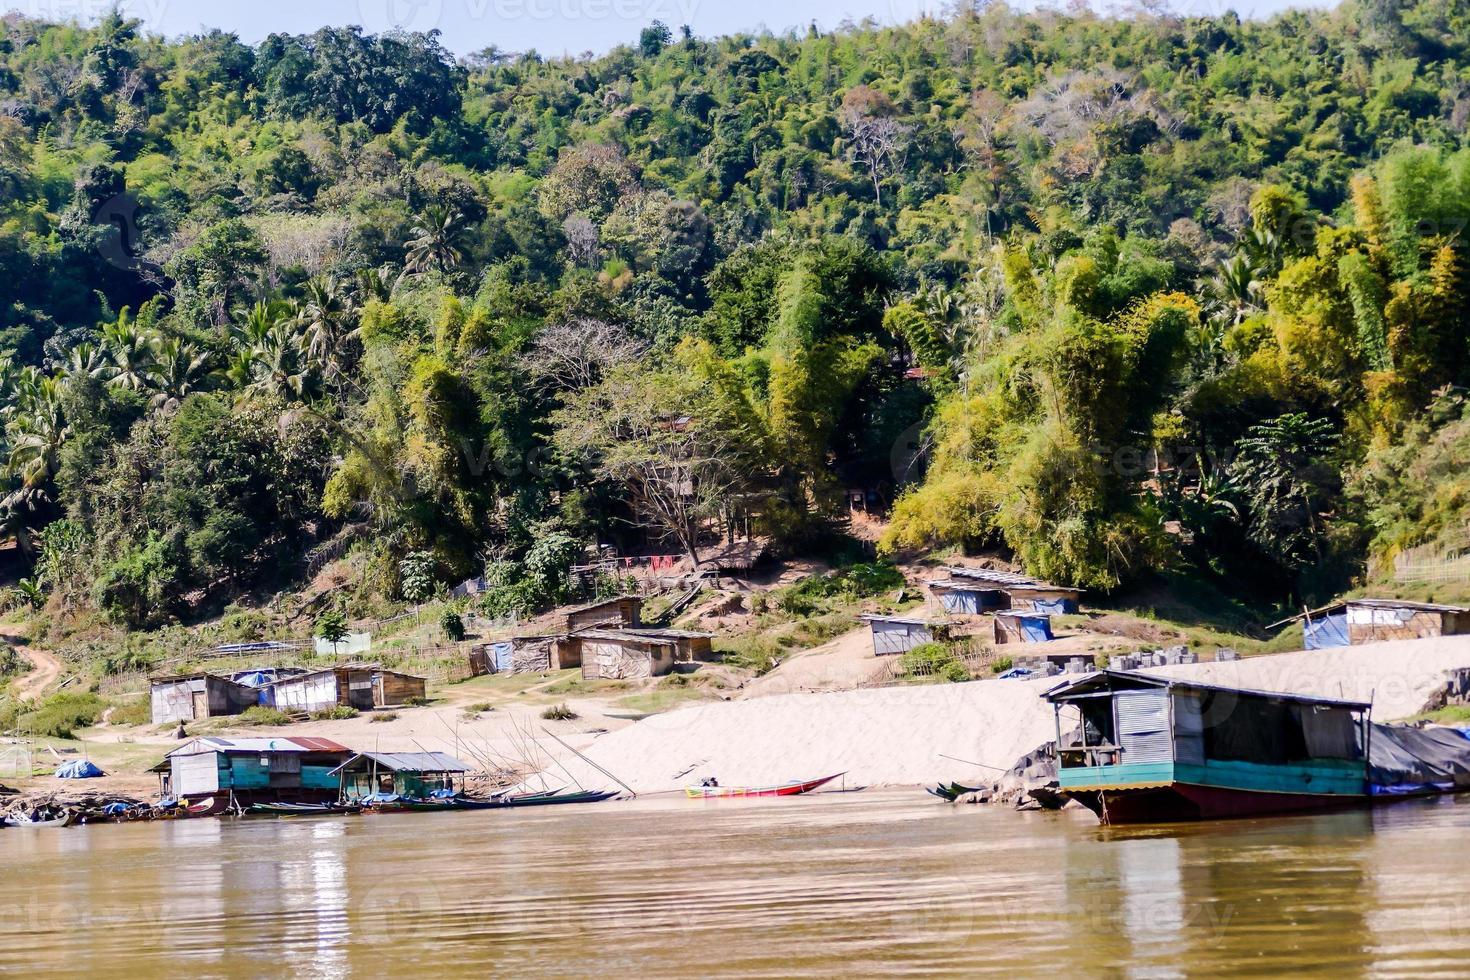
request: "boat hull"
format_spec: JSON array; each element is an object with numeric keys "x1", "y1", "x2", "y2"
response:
[
  {"x1": 1068, "y1": 783, "x2": 1363, "y2": 824},
  {"x1": 685, "y1": 773, "x2": 843, "y2": 799}
]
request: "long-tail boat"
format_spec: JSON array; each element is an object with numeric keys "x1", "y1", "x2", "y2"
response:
[
  {"x1": 926, "y1": 781, "x2": 982, "y2": 802},
  {"x1": 684, "y1": 773, "x2": 844, "y2": 799}
]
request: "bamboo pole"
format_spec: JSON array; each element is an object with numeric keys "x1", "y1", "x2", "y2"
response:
[{"x1": 540, "y1": 728, "x2": 636, "y2": 798}]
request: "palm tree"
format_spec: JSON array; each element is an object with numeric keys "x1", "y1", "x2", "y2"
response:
[
  {"x1": 101, "y1": 316, "x2": 153, "y2": 390},
  {"x1": 232, "y1": 299, "x2": 292, "y2": 349},
  {"x1": 355, "y1": 264, "x2": 396, "y2": 303},
  {"x1": 246, "y1": 324, "x2": 313, "y2": 402},
  {"x1": 64, "y1": 342, "x2": 109, "y2": 381},
  {"x1": 404, "y1": 205, "x2": 467, "y2": 275},
  {"x1": 5, "y1": 375, "x2": 70, "y2": 496},
  {"x1": 298, "y1": 276, "x2": 359, "y2": 383},
  {"x1": 1211, "y1": 253, "x2": 1261, "y2": 326},
  {"x1": 145, "y1": 338, "x2": 213, "y2": 410}
]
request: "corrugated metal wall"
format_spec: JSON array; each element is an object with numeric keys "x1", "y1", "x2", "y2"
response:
[
  {"x1": 871, "y1": 621, "x2": 932, "y2": 655},
  {"x1": 172, "y1": 752, "x2": 221, "y2": 796},
  {"x1": 1117, "y1": 689, "x2": 1173, "y2": 763}
]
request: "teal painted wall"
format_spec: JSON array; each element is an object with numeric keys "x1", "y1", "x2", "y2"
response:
[
  {"x1": 1061, "y1": 758, "x2": 1365, "y2": 797},
  {"x1": 303, "y1": 765, "x2": 338, "y2": 791},
  {"x1": 227, "y1": 757, "x2": 271, "y2": 790}
]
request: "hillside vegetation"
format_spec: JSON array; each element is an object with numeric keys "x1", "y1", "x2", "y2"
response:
[{"x1": 3, "y1": 2, "x2": 1470, "y2": 641}]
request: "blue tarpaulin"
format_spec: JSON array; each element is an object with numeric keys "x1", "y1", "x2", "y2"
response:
[
  {"x1": 1032, "y1": 597, "x2": 1078, "y2": 615},
  {"x1": 491, "y1": 642, "x2": 514, "y2": 672},
  {"x1": 1018, "y1": 615, "x2": 1054, "y2": 643},
  {"x1": 1305, "y1": 612, "x2": 1350, "y2": 649},
  {"x1": 54, "y1": 760, "x2": 104, "y2": 779}
]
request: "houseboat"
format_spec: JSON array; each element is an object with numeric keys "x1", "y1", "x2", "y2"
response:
[{"x1": 1044, "y1": 670, "x2": 1372, "y2": 824}]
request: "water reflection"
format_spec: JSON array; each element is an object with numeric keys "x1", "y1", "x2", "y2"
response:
[{"x1": 4, "y1": 793, "x2": 1470, "y2": 977}]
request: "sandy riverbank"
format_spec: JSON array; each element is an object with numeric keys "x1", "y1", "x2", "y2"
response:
[{"x1": 558, "y1": 635, "x2": 1470, "y2": 794}]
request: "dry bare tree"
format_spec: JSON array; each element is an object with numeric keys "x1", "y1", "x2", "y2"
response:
[
  {"x1": 838, "y1": 85, "x2": 911, "y2": 206},
  {"x1": 520, "y1": 318, "x2": 648, "y2": 392}
]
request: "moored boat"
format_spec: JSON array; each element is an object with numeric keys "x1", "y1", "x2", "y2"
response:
[
  {"x1": 685, "y1": 773, "x2": 844, "y2": 799},
  {"x1": 927, "y1": 781, "x2": 982, "y2": 802},
  {"x1": 3, "y1": 810, "x2": 75, "y2": 828},
  {"x1": 1045, "y1": 670, "x2": 1371, "y2": 824}
]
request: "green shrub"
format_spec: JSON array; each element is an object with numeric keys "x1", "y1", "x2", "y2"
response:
[
  {"x1": 900, "y1": 643, "x2": 970, "y2": 683},
  {"x1": 0, "y1": 645, "x2": 23, "y2": 678},
  {"x1": 94, "y1": 533, "x2": 183, "y2": 629},
  {"x1": 371, "y1": 711, "x2": 399, "y2": 723},
  {"x1": 540, "y1": 703, "x2": 578, "y2": 721},
  {"x1": 18, "y1": 692, "x2": 106, "y2": 739},
  {"x1": 990, "y1": 656, "x2": 1014, "y2": 675},
  {"x1": 440, "y1": 610, "x2": 466, "y2": 642},
  {"x1": 107, "y1": 697, "x2": 152, "y2": 727},
  {"x1": 238, "y1": 706, "x2": 292, "y2": 726},
  {"x1": 773, "y1": 562, "x2": 906, "y2": 615},
  {"x1": 310, "y1": 705, "x2": 358, "y2": 721}
]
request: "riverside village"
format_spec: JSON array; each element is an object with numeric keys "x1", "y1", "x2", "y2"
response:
[{"x1": 10, "y1": 1, "x2": 1470, "y2": 973}]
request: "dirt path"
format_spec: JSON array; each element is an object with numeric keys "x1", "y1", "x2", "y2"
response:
[{"x1": 1, "y1": 625, "x2": 61, "y2": 702}]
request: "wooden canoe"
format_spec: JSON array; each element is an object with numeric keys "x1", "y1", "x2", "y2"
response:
[{"x1": 685, "y1": 773, "x2": 844, "y2": 800}]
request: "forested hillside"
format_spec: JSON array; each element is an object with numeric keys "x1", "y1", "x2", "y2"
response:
[{"x1": 3, "y1": 2, "x2": 1470, "y2": 626}]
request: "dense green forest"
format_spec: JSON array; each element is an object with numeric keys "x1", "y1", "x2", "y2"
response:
[{"x1": 3, "y1": 1, "x2": 1470, "y2": 627}]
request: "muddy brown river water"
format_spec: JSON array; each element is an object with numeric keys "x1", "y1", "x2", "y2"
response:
[{"x1": 3, "y1": 790, "x2": 1470, "y2": 977}]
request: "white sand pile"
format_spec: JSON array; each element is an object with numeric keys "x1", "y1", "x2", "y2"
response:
[
  {"x1": 564, "y1": 635, "x2": 1470, "y2": 793},
  {"x1": 561, "y1": 677, "x2": 1063, "y2": 793},
  {"x1": 1147, "y1": 634, "x2": 1470, "y2": 721}
]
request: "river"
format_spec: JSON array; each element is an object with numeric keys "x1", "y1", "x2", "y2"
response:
[{"x1": 3, "y1": 790, "x2": 1470, "y2": 977}]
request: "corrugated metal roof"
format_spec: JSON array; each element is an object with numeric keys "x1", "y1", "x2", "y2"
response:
[
  {"x1": 1347, "y1": 598, "x2": 1470, "y2": 613},
  {"x1": 331, "y1": 751, "x2": 471, "y2": 774},
  {"x1": 1044, "y1": 669, "x2": 1373, "y2": 711},
  {"x1": 945, "y1": 567, "x2": 1084, "y2": 593},
  {"x1": 926, "y1": 580, "x2": 1006, "y2": 591},
  {"x1": 165, "y1": 736, "x2": 352, "y2": 758},
  {"x1": 288, "y1": 737, "x2": 353, "y2": 753},
  {"x1": 1267, "y1": 596, "x2": 1470, "y2": 628},
  {"x1": 576, "y1": 628, "x2": 712, "y2": 643},
  {"x1": 622, "y1": 628, "x2": 714, "y2": 639},
  {"x1": 859, "y1": 614, "x2": 936, "y2": 627}
]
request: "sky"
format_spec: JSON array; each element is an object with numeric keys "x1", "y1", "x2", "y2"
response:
[{"x1": 9, "y1": 0, "x2": 1333, "y2": 58}]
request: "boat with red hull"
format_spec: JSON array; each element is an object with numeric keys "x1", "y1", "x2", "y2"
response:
[
  {"x1": 685, "y1": 773, "x2": 844, "y2": 799},
  {"x1": 1045, "y1": 671, "x2": 1374, "y2": 825}
]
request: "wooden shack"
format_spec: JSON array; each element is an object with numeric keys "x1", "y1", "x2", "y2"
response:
[
  {"x1": 371, "y1": 669, "x2": 426, "y2": 707},
  {"x1": 265, "y1": 665, "x2": 375, "y2": 714},
  {"x1": 156, "y1": 736, "x2": 352, "y2": 807},
  {"x1": 1346, "y1": 599, "x2": 1470, "y2": 644},
  {"x1": 553, "y1": 596, "x2": 643, "y2": 634},
  {"x1": 574, "y1": 628, "x2": 715, "y2": 680},
  {"x1": 472, "y1": 636, "x2": 563, "y2": 675},
  {"x1": 994, "y1": 611, "x2": 1055, "y2": 645},
  {"x1": 149, "y1": 673, "x2": 259, "y2": 725},
  {"x1": 1274, "y1": 598, "x2": 1470, "y2": 648}
]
